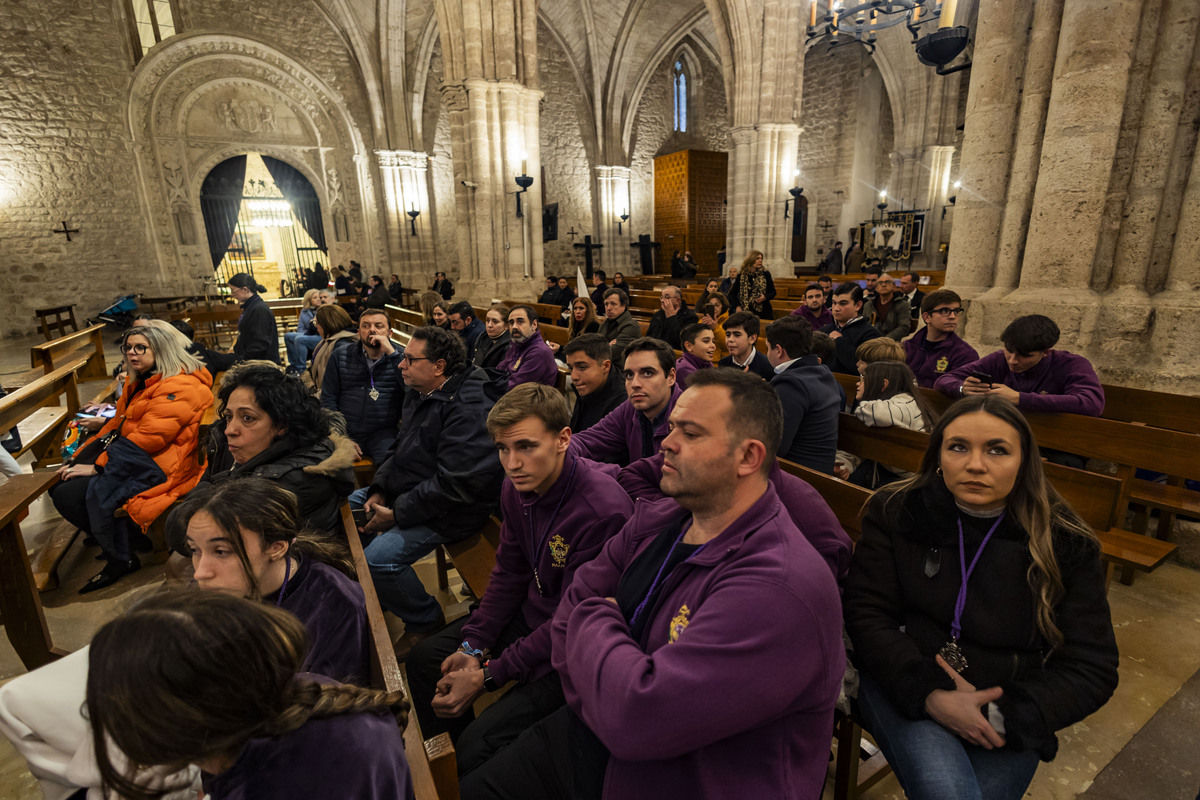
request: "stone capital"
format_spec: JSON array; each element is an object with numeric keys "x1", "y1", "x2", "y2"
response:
[
  {"x1": 375, "y1": 149, "x2": 429, "y2": 171},
  {"x1": 595, "y1": 165, "x2": 632, "y2": 181}
]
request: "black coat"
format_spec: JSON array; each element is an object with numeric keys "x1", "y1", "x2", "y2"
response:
[
  {"x1": 459, "y1": 317, "x2": 486, "y2": 362},
  {"x1": 388, "y1": 280, "x2": 404, "y2": 304},
  {"x1": 845, "y1": 482, "x2": 1119, "y2": 760},
  {"x1": 728, "y1": 271, "x2": 777, "y2": 318},
  {"x1": 820, "y1": 316, "x2": 881, "y2": 375},
  {"x1": 473, "y1": 332, "x2": 512, "y2": 370},
  {"x1": 646, "y1": 307, "x2": 698, "y2": 350},
  {"x1": 368, "y1": 367, "x2": 505, "y2": 540},
  {"x1": 718, "y1": 350, "x2": 775, "y2": 382},
  {"x1": 320, "y1": 341, "x2": 405, "y2": 443},
  {"x1": 432, "y1": 278, "x2": 455, "y2": 300},
  {"x1": 201, "y1": 426, "x2": 356, "y2": 535},
  {"x1": 569, "y1": 365, "x2": 627, "y2": 432},
  {"x1": 362, "y1": 285, "x2": 390, "y2": 310},
  {"x1": 770, "y1": 355, "x2": 841, "y2": 473},
  {"x1": 233, "y1": 294, "x2": 280, "y2": 364}
]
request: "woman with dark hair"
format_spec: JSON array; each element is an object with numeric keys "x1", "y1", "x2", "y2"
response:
[
  {"x1": 473, "y1": 304, "x2": 512, "y2": 369},
  {"x1": 699, "y1": 292, "x2": 730, "y2": 363},
  {"x1": 304, "y1": 303, "x2": 358, "y2": 398},
  {"x1": 431, "y1": 300, "x2": 451, "y2": 330},
  {"x1": 387, "y1": 273, "x2": 404, "y2": 304},
  {"x1": 836, "y1": 361, "x2": 937, "y2": 488},
  {"x1": 728, "y1": 250, "x2": 776, "y2": 319},
  {"x1": 611, "y1": 272, "x2": 628, "y2": 292},
  {"x1": 844, "y1": 395, "x2": 1118, "y2": 800},
  {"x1": 697, "y1": 277, "x2": 722, "y2": 311},
  {"x1": 87, "y1": 592, "x2": 413, "y2": 800},
  {"x1": 51, "y1": 321, "x2": 213, "y2": 592},
  {"x1": 202, "y1": 362, "x2": 355, "y2": 534},
  {"x1": 208, "y1": 272, "x2": 279, "y2": 370}
]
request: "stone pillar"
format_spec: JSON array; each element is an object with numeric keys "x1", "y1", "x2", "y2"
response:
[
  {"x1": 917, "y1": 145, "x2": 955, "y2": 270},
  {"x1": 1017, "y1": 0, "x2": 1143, "y2": 292},
  {"x1": 595, "y1": 165, "x2": 632, "y2": 272},
  {"x1": 726, "y1": 123, "x2": 801, "y2": 274},
  {"x1": 375, "y1": 150, "x2": 435, "y2": 282},
  {"x1": 945, "y1": 0, "x2": 1035, "y2": 293},
  {"x1": 1165, "y1": 129, "x2": 1200, "y2": 295}
]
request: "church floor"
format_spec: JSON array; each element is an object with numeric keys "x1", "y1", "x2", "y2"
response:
[{"x1": 0, "y1": 336, "x2": 1197, "y2": 798}]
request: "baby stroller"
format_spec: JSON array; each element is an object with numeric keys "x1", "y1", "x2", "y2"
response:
[{"x1": 92, "y1": 294, "x2": 140, "y2": 329}]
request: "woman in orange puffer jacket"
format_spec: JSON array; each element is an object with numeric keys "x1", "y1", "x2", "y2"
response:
[{"x1": 50, "y1": 320, "x2": 213, "y2": 593}]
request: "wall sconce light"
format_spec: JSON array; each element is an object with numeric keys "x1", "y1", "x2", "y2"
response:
[
  {"x1": 783, "y1": 170, "x2": 804, "y2": 220},
  {"x1": 406, "y1": 204, "x2": 420, "y2": 236},
  {"x1": 618, "y1": 209, "x2": 629, "y2": 236},
  {"x1": 514, "y1": 151, "x2": 534, "y2": 218}
]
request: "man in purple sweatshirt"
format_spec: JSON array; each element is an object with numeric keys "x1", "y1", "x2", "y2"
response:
[
  {"x1": 407, "y1": 384, "x2": 633, "y2": 778},
  {"x1": 790, "y1": 282, "x2": 834, "y2": 330},
  {"x1": 902, "y1": 289, "x2": 979, "y2": 388},
  {"x1": 459, "y1": 369, "x2": 844, "y2": 800},
  {"x1": 497, "y1": 305, "x2": 559, "y2": 390},
  {"x1": 570, "y1": 337, "x2": 682, "y2": 467}
]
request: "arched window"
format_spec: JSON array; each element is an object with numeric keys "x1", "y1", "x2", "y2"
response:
[
  {"x1": 123, "y1": 0, "x2": 179, "y2": 62},
  {"x1": 673, "y1": 60, "x2": 688, "y2": 133}
]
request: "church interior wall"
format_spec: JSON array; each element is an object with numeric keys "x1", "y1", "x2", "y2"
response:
[{"x1": 425, "y1": 41, "x2": 461, "y2": 281}]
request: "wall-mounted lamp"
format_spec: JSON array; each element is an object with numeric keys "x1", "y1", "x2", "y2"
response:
[
  {"x1": 406, "y1": 204, "x2": 421, "y2": 236},
  {"x1": 514, "y1": 151, "x2": 534, "y2": 218},
  {"x1": 618, "y1": 209, "x2": 629, "y2": 236},
  {"x1": 783, "y1": 171, "x2": 804, "y2": 219}
]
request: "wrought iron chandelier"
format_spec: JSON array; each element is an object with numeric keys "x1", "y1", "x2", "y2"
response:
[{"x1": 805, "y1": 0, "x2": 971, "y2": 75}]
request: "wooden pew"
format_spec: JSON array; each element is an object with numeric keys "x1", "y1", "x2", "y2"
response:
[
  {"x1": 34, "y1": 305, "x2": 79, "y2": 342},
  {"x1": 0, "y1": 357, "x2": 86, "y2": 470},
  {"x1": 434, "y1": 516, "x2": 502, "y2": 598},
  {"x1": 388, "y1": 305, "x2": 427, "y2": 332},
  {"x1": 338, "y1": 503, "x2": 459, "y2": 800},
  {"x1": 30, "y1": 323, "x2": 108, "y2": 381}
]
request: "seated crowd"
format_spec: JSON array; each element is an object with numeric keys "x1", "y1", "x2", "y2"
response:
[{"x1": 0, "y1": 267, "x2": 1123, "y2": 800}]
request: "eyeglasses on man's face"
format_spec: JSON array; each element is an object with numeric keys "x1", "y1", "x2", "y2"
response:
[
  {"x1": 930, "y1": 307, "x2": 964, "y2": 317},
  {"x1": 400, "y1": 354, "x2": 430, "y2": 365},
  {"x1": 120, "y1": 343, "x2": 149, "y2": 355}
]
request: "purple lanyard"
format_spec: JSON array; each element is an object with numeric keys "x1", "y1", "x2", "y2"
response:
[
  {"x1": 630, "y1": 528, "x2": 705, "y2": 628},
  {"x1": 950, "y1": 513, "x2": 1005, "y2": 642}
]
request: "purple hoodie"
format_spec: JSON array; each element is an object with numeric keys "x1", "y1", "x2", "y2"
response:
[
  {"x1": 790, "y1": 304, "x2": 833, "y2": 331},
  {"x1": 934, "y1": 348, "x2": 1106, "y2": 415},
  {"x1": 569, "y1": 383, "x2": 683, "y2": 467},
  {"x1": 268, "y1": 557, "x2": 370, "y2": 687},
  {"x1": 497, "y1": 329, "x2": 559, "y2": 390},
  {"x1": 673, "y1": 351, "x2": 712, "y2": 389},
  {"x1": 459, "y1": 452, "x2": 633, "y2": 686},
  {"x1": 902, "y1": 327, "x2": 979, "y2": 388},
  {"x1": 551, "y1": 487, "x2": 844, "y2": 800}
]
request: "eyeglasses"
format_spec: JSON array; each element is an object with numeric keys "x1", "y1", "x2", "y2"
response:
[
  {"x1": 120, "y1": 344, "x2": 148, "y2": 355},
  {"x1": 400, "y1": 354, "x2": 431, "y2": 365},
  {"x1": 930, "y1": 307, "x2": 964, "y2": 317}
]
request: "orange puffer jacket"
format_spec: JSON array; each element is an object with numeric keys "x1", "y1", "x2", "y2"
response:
[{"x1": 85, "y1": 368, "x2": 214, "y2": 529}]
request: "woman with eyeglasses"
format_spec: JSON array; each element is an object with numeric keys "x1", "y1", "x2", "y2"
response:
[
  {"x1": 901, "y1": 289, "x2": 980, "y2": 388},
  {"x1": 50, "y1": 321, "x2": 214, "y2": 593}
]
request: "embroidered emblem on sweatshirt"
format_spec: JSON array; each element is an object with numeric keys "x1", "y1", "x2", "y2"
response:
[
  {"x1": 935, "y1": 356, "x2": 948, "y2": 374},
  {"x1": 669, "y1": 604, "x2": 691, "y2": 643},
  {"x1": 549, "y1": 534, "x2": 569, "y2": 567}
]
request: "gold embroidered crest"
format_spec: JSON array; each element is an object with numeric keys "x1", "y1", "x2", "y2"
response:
[
  {"x1": 548, "y1": 534, "x2": 569, "y2": 567},
  {"x1": 668, "y1": 604, "x2": 691, "y2": 643},
  {"x1": 935, "y1": 356, "x2": 949, "y2": 374}
]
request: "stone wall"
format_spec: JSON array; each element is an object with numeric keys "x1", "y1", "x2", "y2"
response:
[
  {"x1": 538, "y1": 24, "x2": 596, "y2": 279},
  {"x1": 426, "y1": 43, "x2": 461, "y2": 281},
  {"x1": 0, "y1": 0, "x2": 154, "y2": 336}
]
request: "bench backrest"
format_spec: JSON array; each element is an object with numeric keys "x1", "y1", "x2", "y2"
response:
[
  {"x1": 777, "y1": 458, "x2": 870, "y2": 540},
  {"x1": 388, "y1": 304, "x2": 426, "y2": 332},
  {"x1": 34, "y1": 305, "x2": 79, "y2": 341},
  {"x1": 30, "y1": 323, "x2": 107, "y2": 380},
  {"x1": 0, "y1": 357, "x2": 86, "y2": 432}
]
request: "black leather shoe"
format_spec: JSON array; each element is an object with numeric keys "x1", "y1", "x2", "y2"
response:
[{"x1": 79, "y1": 556, "x2": 140, "y2": 594}]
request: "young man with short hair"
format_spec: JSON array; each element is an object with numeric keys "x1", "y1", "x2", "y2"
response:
[
  {"x1": 407, "y1": 384, "x2": 633, "y2": 778},
  {"x1": 765, "y1": 316, "x2": 841, "y2": 473},
  {"x1": 598, "y1": 288, "x2": 641, "y2": 368},
  {"x1": 718, "y1": 311, "x2": 775, "y2": 381},
  {"x1": 538, "y1": 276, "x2": 560, "y2": 306},
  {"x1": 862, "y1": 273, "x2": 911, "y2": 341},
  {"x1": 448, "y1": 301, "x2": 486, "y2": 362},
  {"x1": 497, "y1": 305, "x2": 559, "y2": 390},
  {"x1": 821, "y1": 283, "x2": 882, "y2": 375},
  {"x1": 431, "y1": 271, "x2": 455, "y2": 300},
  {"x1": 570, "y1": 337, "x2": 681, "y2": 467},
  {"x1": 321, "y1": 308, "x2": 406, "y2": 463},
  {"x1": 563, "y1": 333, "x2": 626, "y2": 432},
  {"x1": 590, "y1": 269, "x2": 608, "y2": 308},
  {"x1": 458, "y1": 370, "x2": 845, "y2": 800},
  {"x1": 820, "y1": 241, "x2": 844, "y2": 274},
  {"x1": 646, "y1": 286, "x2": 698, "y2": 350},
  {"x1": 898, "y1": 271, "x2": 925, "y2": 322},
  {"x1": 790, "y1": 282, "x2": 833, "y2": 330},
  {"x1": 674, "y1": 323, "x2": 715, "y2": 389},
  {"x1": 902, "y1": 289, "x2": 978, "y2": 387}
]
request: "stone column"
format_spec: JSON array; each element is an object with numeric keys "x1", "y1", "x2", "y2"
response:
[
  {"x1": 726, "y1": 123, "x2": 802, "y2": 274},
  {"x1": 945, "y1": 0, "x2": 1035, "y2": 292},
  {"x1": 1017, "y1": 0, "x2": 1143, "y2": 292},
  {"x1": 595, "y1": 165, "x2": 632, "y2": 272},
  {"x1": 917, "y1": 145, "x2": 955, "y2": 270},
  {"x1": 375, "y1": 150, "x2": 435, "y2": 282},
  {"x1": 1165, "y1": 128, "x2": 1200, "y2": 294}
]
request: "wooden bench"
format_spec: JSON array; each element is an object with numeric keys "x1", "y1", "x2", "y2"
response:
[
  {"x1": 433, "y1": 516, "x2": 501, "y2": 598},
  {"x1": 34, "y1": 305, "x2": 79, "y2": 342},
  {"x1": 338, "y1": 503, "x2": 459, "y2": 800},
  {"x1": 30, "y1": 323, "x2": 108, "y2": 382},
  {"x1": 0, "y1": 357, "x2": 86, "y2": 470},
  {"x1": 388, "y1": 305, "x2": 427, "y2": 333}
]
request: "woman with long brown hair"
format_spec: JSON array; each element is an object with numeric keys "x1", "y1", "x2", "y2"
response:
[
  {"x1": 727, "y1": 250, "x2": 776, "y2": 319},
  {"x1": 844, "y1": 395, "x2": 1118, "y2": 800}
]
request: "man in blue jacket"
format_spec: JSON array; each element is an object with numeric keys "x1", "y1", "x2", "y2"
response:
[
  {"x1": 448, "y1": 302, "x2": 486, "y2": 362},
  {"x1": 765, "y1": 316, "x2": 841, "y2": 474},
  {"x1": 320, "y1": 308, "x2": 405, "y2": 464}
]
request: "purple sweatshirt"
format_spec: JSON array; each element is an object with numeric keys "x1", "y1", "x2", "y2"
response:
[
  {"x1": 204, "y1": 676, "x2": 414, "y2": 800},
  {"x1": 459, "y1": 452, "x2": 633, "y2": 686},
  {"x1": 617, "y1": 454, "x2": 853, "y2": 587},
  {"x1": 497, "y1": 330, "x2": 559, "y2": 390},
  {"x1": 934, "y1": 348, "x2": 1106, "y2": 415},
  {"x1": 790, "y1": 304, "x2": 834, "y2": 331},
  {"x1": 902, "y1": 327, "x2": 979, "y2": 388},
  {"x1": 269, "y1": 558, "x2": 371, "y2": 687},
  {"x1": 569, "y1": 383, "x2": 683, "y2": 467},
  {"x1": 551, "y1": 487, "x2": 844, "y2": 800},
  {"x1": 673, "y1": 351, "x2": 712, "y2": 389}
]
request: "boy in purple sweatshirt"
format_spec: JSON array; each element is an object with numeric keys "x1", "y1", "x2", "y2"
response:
[
  {"x1": 407, "y1": 384, "x2": 633, "y2": 777},
  {"x1": 902, "y1": 289, "x2": 979, "y2": 388},
  {"x1": 459, "y1": 369, "x2": 844, "y2": 800},
  {"x1": 673, "y1": 323, "x2": 715, "y2": 389},
  {"x1": 497, "y1": 305, "x2": 559, "y2": 390}
]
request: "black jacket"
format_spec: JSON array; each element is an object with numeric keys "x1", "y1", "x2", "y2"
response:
[
  {"x1": 432, "y1": 278, "x2": 455, "y2": 300},
  {"x1": 821, "y1": 317, "x2": 882, "y2": 375},
  {"x1": 202, "y1": 424, "x2": 356, "y2": 535},
  {"x1": 320, "y1": 341, "x2": 405, "y2": 443},
  {"x1": 770, "y1": 355, "x2": 841, "y2": 473},
  {"x1": 368, "y1": 367, "x2": 505, "y2": 540},
  {"x1": 845, "y1": 481, "x2": 1119, "y2": 760},
  {"x1": 718, "y1": 350, "x2": 775, "y2": 382},
  {"x1": 728, "y1": 271, "x2": 777, "y2": 318},
  {"x1": 598, "y1": 311, "x2": 642, "y2": 368},
  {"x1": 388, "y1": 280, "x2": 404, "y2": 304},
  {"x1": 459, "y1": 317, "x2": 486, "y2": 362},
  {"x1": 569, "y1": 366, "x2": 627, "y2": 432},
  {"x1": 589, "y1": 283, "x2": 608, "y2": 308},
  {"x1": 234, "y1": 294, "x2": 280, "y2": 364},
  {"x1": 646, "y1": 307, "x2": 698, "y2": 350},
  {"x1": 473, "y1": 332, "x2": 512, "y2": 370},
  {"x1": 362, "y1": 285, "x2": 391, "y2": 310}
]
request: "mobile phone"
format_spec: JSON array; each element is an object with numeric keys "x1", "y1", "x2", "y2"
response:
[
  {"x1": 969, "y1": 370, "x2": 993, "y2": 384},
  {"x1": 352, "y1": 508, "x2": 370, "y2": 529}
]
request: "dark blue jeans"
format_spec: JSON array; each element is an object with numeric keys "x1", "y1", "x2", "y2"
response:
[{"x1": 856, "y1": 673, "x2": 1040, "y2": 800}]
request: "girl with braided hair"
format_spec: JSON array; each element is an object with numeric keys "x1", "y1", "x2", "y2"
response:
[{"x1": 87, "y1": 591, "x2": 414, "y2": 800}]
